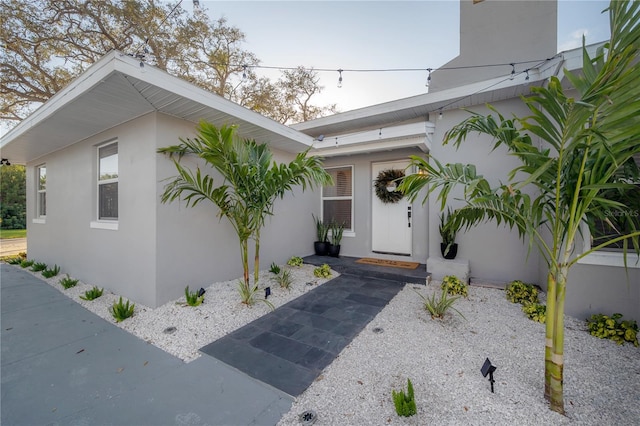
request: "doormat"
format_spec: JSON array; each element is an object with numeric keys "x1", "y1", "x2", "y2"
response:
[{"x1": 355, "y1": 258, "x2": 420, "y2": 270}]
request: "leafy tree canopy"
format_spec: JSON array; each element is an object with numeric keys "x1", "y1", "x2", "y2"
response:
[
  {"x1": 0, "y1": 0, "x2": 336, "y2": 124},
  {"x1": 0, "y1": 165, "x2": 26, "y2": 229}
]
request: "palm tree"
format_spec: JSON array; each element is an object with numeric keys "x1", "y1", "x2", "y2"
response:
[
  {"x1": 399, "y1": 0, "x2": 640, "y2": 414},
  {"x1": 158, "y1": 121, "x2": 331, "y2": 305}
]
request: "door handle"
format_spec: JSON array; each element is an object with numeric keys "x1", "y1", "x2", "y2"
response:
[{"x1": 407, "y1": 206, "x2": 412, "y2": 228}]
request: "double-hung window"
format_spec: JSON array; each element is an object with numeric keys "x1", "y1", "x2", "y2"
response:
[
  {"x1": 98, "y1": 142, "x2": 118, "y2": 220},
  {"x1": 36, "y1": 165, "x2": 46, "y2": 218},
  {"x1": 322, "y1": 166, "x2": 353, "y2": 231}
]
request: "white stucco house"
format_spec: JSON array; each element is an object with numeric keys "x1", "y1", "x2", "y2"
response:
[{"x1": 1, "y1": 0, "x2": 637, "y2": 319}]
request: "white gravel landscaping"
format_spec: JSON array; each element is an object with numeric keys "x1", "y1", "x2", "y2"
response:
[
  {"x1": 10, "y1": 262, "x2": 640, "y2": 425},
  {"x1": 20, "y1": 263, "x2": 335, "y2": 362}
]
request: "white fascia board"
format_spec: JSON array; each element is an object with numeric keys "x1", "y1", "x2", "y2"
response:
[
  {"x1": 310, "y1": 121, "x2": 433, "y2": 156},
  {"x1": 112, "y1": 54, "x2": 313, "y2": 148},
  {"x1": 1, "y1": 51, "x2": 120, "y2": 148}
]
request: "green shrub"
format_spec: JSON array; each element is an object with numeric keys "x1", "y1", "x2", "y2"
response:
[
  {"x1": 42, "y1": 264, "x2": 60, "y2": 278},
  {"x1": 287, "y1": 256, "x2": 303, "y2": 267},
  {"x1": 441, "y1": 275, "x2": 467, "y2": 297},
  {"x1": 269, "y1": 262, "x2": 281, "y2": 275},
  {"x1": 184, "y1": 286, "x2": 205, "y2": 306},
  {"x1": 506, "y1": 280, "x2": 539, "y2": 305},
  {"x1": 6, "y1": 256, "x2": 23, "y2": 265},
  {"x1": 110, "y1": 297, "x2": 135, "y2": 322},
  {"x1": 275, "y1": 269, "x2": 293, "y2": 289},
  {"x1": 415, "y1": 286, "x2": 465, "y2": 320},
  {"x1": 59, "y1": 274, "x2": 79, "y2": 289},
  {"x1": 80, "y1": 286, "x2": 104, "y2": 301},
  {"x1": 587, "y1": 313, "x2": 638, "y2": 347},
  {"x1": 31, "y1": 262, "x2": 47, "y2": 272},
  {"x1": 313, "y1": 264, "x2": 332, "y2": 278},
  {"x1": 392, "y1": 378, "x2": 417, "y2": 417},
  {"x1": 236, "y1": 281, "x2": 274, "y2": 310},
  {"x1": 522, "y1": 303, "x2": 546, "y2": 323},
  {"x1": 20, "y1": 259, "x2": 34, "y2": 268}
]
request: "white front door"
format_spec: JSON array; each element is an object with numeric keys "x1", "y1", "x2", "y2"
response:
[{"x1": 371, "y1": 160, "x2": 412, "y2": 256}]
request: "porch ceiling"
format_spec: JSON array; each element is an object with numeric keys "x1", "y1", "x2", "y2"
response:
[{"x1": 1, "y1": 51, "x2": 312, "y2": 164}]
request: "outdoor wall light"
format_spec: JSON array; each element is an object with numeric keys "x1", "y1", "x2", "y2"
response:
[
  {"x1": 265, "y1": 286, "x2": 271, "y2": 299},
  {"x1": 481, "y1": 358, "x2": 497, "y2": 393},
  {"x1": 0, "y1": 159, "x2": 10, "y2": 166},
  {"x1": 197, "y1": 287, "x2": 206, "y2": 297}
]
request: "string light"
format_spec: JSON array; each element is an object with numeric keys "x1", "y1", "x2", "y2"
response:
[
  {"x1": 242, "y1": 64, "x2": 248, "y2": 81},
  {"x1": 525, "y1": 69, "x2": 530, "y2": 80},
  {"x1": 510, "y1": 63, "x2": 516, "y2": 80},
  {"x1": 337, "y1": 69, "x2": 343, "y2": 88},
  {"x1": 425, "y1": 68, "x2": 432, "y2": 89}
]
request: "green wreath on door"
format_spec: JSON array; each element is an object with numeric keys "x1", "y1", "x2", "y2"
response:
[{"x1": 374, "y1": 169, "x2": 405, "y2": 204}]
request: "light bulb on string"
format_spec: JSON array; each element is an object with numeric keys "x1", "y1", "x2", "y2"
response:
[
  {"x1": 525, "y1": 69, "x2": 530, "y2": 80},
  {"x1": 425, "y1": 68, "x2": 432, "y2": 88},
  {"x1": 337, "y1": 69, "x2": 343, "y2": 88},
  {"x1": 510, "y1": 63, "x2": 516, "y2": 80},
  {"x1": 242, "y1": 65, "x2": 248, "y2": 81}
]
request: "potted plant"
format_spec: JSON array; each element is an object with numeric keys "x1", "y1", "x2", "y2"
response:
[
  {"x1": 328, "y1": 221, "x2": 345, "y2": 257},
  {"x1": 439, "y1": 208, "x2": 461, "y2": 259},
  {"x1": 313, "y1": 214, "x2": 329, "y2": 256}
]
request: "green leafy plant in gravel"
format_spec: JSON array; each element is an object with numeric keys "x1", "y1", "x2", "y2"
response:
[
  {"x1": 441, "y1": 275, "x2": 467, "y2": 297},
  {"x1": 184, "y1": 286, "x2": 205, "y2": 306},
  {"x1": 287, "y1": 256, "x2": 303, "y2": 267},
  {"x1": 31, "y1": 261, "x2": 47, "y2": 272},
  {"x1": 6, "y1": 256, "x2": 23, "y2": 265},
  {"x1": 274, "y1": 269, "x2": 293, "y2": 289},
  {"x1": 415, "y1": 286, "x2": 465, "y2": 320},
  {"x1": 20, "y1": 259, "x2": 34, "y2": 268},
  {"x1": 392, "y1": 378, "x2": 417, "y2": 417},
  {"x1": 269, "y1": 262, "x2": 281, "y2": 275},
  {"x1": 522, "y1": 303, "x2": 546, "y2": 323},
  {"x1": 59, "y1": 274, "x2": 79, "y2": 289},
  {"x1": 110, "y1": 297, "x2": 135, "y2": 322},
  {"x1": 587, "y1": 313, "x2": 639, "y2": 346},
  {"x1": 506, "y1": 280, "x2": 539, "y2": 304},
  {"x1": 236, "y1": 280, "x2": 274, "y2": 310},
  {"x1": 313, "y1": 264, "x2": 331, "y2": 278},
  {"x1": 80, "y1": 286, "x2": 104, "y2": 301},
  {"x1": 41, "y1": 264, "x2": 60, "y2": 278}
]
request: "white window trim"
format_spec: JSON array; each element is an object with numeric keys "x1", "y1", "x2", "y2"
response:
[
  {"x1": 90, "y1": 221, "x2": 119, "y2": 231},
  {"x1": 322, "y1": 165, "x2": 355, "y2": 234},
  {"x1": 578, "y1": 223, "x2": 640, "y2": 269},
  {"x1": 36, "y1": 164, "x2": 46, "y2": 221},
  {"x1": 96, "y1": 140, "x2": 118, "y2": 223}
]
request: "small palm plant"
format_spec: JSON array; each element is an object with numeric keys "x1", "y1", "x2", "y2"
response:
[
  {"x1": 184, "y1": 286, "x2": 205, "y2": 307},
  {"x1": 110, "y1": 297, "x2": 135, "y2": 322},
  {"x1": 415, "y1": 286, "x2": 465, "y2": 320},
  {"x1": 80, "y1": 286, "x2": 104, "y2": 301}
]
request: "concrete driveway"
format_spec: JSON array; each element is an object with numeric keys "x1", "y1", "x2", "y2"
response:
[
  {"x1": 0, "y1": 238, "x2": 26, "y2": 257},
  {"x1": 1, "y1": 264, "x2": 293, "y2": 425}
]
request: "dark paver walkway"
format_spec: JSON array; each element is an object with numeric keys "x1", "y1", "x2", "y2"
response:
[
  {"x1": 200, "y1": 256, "x2": 427, "y2": 396},
  {"x1": 1, "y1": 264, "x2": 292, "y2": 426}
]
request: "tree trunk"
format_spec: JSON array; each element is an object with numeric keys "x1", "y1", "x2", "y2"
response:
[
  {"x1": 549, "y1": 265, "x2": 567, "y2": 414},
  {"x1": 240, "y1": 238, "x2": 250, "y2": 297},
  {"x1": 254, "y1": 230, "x2": 261, "y2": 285},
  {"x1": 544, "y1": 269, "x2": 557, "y2": 401}
]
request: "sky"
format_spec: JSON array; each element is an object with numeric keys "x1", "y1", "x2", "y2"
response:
[{"x1": 189, "y1": 0, "x2": 611, "y2": 113}]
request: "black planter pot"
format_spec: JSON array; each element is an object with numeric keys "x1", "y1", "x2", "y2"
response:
[
  {"x1": 314, "y1": 241, "x2": 329, "y2": 256},
  {"x1": 441, "y1": 242, "x2": 458, "y2": 260},
  {"x1": 328, "y1": 244, "x2": 341, "y2": 258}
]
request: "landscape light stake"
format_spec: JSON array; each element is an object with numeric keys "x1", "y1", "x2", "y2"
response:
[
  {"x1": 481, "y1": 358, "x2": 497, "y2": 393},
  {"x1": 197, "y1": 288, "x2": 206, "y2": 297},
  {"x1": 265, "y1": 286, "x2": 271, "y2": 299}
]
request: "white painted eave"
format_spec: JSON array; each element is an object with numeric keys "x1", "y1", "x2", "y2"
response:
[
  {"x1": 293, "y1": 42, "x2": 606, "y2": 138},
  {"x1": 311, "y1": 121, "x2": 434, "y2": 157},
  {"x1": 1, "y1": 51, "x2": 313, "y2": 164}
]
